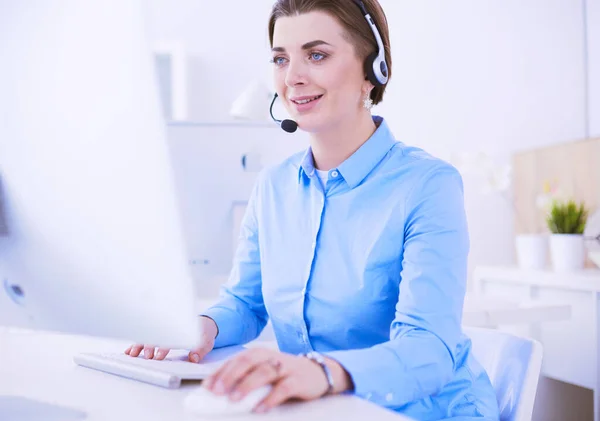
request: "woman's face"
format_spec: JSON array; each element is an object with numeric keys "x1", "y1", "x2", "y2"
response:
[{"x1": 271, "y1": 11, "x2": 371, "y2": 133}]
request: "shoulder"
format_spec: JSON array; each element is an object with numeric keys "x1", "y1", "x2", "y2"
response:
[
  {"x1": 373, "y1": 116, "x2": 462, "y2": 185},
  {"x1": 385, "y1": 142, "x2": 464, "y2": 191},
  {"x1": 252, "y1": 148, "x2": 307, "y2": 189}
]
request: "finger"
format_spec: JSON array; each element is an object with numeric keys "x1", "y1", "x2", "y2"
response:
[
  {"x1": 143, "y1": 345, "x2": 155, "y2": 359},
  {"x1": 128, "y1": 344, "x2": 144, "y2": 357},
  {"x1": 230, "y1": 362, "x2": 280, "y2": 402},
  {"x1": 124, "y1": 346, "x2": 132, "y2": 355},
  {"x1": 189, "y1": 344, "x2": 213, "y2": 363},
  {"x1": 203, "y1": 348, "x2": 270, "y2": 389},
  {"x1": 202, "y1": 361, "x2": 226, "y2": 390},
  {"x1": 255, "y1": 377, "x2": 296, "y2": 413},
  {"x1": 207, "y1": 350, "x2": 269, "y2": 395},
  {"x1": 154, "y1": 348, "x2": 170, "y2": 360}
]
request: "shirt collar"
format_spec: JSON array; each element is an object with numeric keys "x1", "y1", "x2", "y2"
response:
[
  {"x1": 298, "y1": 116, "x2": 398, "y2": 189},
  {"x1": 298, "y1": 148, "x2": 316, "y2": 184}
]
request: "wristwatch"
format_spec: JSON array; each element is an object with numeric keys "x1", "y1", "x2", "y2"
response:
[{"x1": 303, "y1": 351, "x2": 335, "y2": 395}]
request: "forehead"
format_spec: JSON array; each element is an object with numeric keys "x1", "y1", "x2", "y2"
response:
[{"x1": 272, "y1": 11, "x2": 349, "y2": 48}]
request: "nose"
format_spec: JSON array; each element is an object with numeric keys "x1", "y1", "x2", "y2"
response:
[{"x1": 284, "y1": 59, "x2": 308, "y2": 88}]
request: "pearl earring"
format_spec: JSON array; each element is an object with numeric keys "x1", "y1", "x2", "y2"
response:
[{"x1": 363, "y1": 93, "x2": 373, "y2": 111}]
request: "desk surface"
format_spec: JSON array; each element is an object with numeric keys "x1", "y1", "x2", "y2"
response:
[{"x1": 0, "y1": 327, "x2": 409, "y2": 421}]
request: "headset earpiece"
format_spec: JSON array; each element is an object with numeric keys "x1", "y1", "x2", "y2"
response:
[
  {"x1": 365, "y1": 52, "x2": 381, "y2": 87},
  {"x1": 354, "y1": 1, "x2": 389, "y2": 88}
]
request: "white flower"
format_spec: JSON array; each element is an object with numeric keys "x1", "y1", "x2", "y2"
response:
[
  {"x1": 535, "y1": 193, "x2": 552, "y2": 211},
  {"x1": 482, "y1": 164, "x2": 511, "y2": 194}
]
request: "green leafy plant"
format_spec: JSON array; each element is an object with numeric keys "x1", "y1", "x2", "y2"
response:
[{"x1": 546, "y1": 199, "x2": 588, "y2": 234}]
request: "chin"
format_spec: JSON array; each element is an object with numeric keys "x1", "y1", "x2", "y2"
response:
[{"x1": 295, "y1": 114, "x2": 332, "y2": 134}]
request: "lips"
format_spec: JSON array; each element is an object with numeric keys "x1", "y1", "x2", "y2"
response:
[
  {"x1": 288, "y1": 94, "x2": 324, "y2": 113},
  {"x1": 290, "y1": 95, "x2": 324, "y2": 105}
]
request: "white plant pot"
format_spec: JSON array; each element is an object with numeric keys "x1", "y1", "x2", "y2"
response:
[
  {"x1": 515, "y1": 234, "x2": 548, "y2": 269},
  {"x1": 549, "y1": 234, "x2": 585, "y2": 271}
]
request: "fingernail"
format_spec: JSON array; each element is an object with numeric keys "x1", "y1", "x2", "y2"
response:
[
  {"x1": 190, "y1": 353, "x2": 199, "y2": 363},
  {"x1": 144, "y1": 351, "x2": 151, "y2": 359}
]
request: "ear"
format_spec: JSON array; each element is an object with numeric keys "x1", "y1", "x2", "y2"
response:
[
  {"x1": 362, "y1": 79, "x2": 375, "y2": 94},
  {"x1": 361, "y1": 82, "x2": 374, "y2": 100}
]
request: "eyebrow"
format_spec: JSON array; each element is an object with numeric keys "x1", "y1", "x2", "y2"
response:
[{"x1": 271, "y1": 40, "x2": 332, "y2": 53}]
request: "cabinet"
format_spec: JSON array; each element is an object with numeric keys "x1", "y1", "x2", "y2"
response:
[{"x1": 473, "y1": 265, "x2": 600, "y2": 421}]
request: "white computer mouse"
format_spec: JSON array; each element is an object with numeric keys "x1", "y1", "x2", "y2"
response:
[{"x1": 184, "y1": 384, "x2": 272, "y2": 417}]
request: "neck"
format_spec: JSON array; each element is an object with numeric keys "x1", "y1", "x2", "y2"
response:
[{"x1": 310, "y1": 111, "x2": 377, "y2": 171}]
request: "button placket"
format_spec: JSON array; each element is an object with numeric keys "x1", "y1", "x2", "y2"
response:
[{"x1": 298, "y1": 187, "x2": 325, "y2": 353}]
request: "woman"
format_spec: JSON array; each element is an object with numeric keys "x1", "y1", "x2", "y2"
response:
[{"x1": 127, "y1": 1, "x2": 500, "y2": 419}]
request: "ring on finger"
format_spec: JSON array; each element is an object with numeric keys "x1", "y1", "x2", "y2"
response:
[{"x1": 267, "y1": 359, "x2": 282, "y2": 374}]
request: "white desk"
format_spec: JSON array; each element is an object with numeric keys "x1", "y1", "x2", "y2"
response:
[
  {"x1": 1, "y1": 295, "x2": 569, "y2": 421},
  {"x1": 0, "y1": 327, "x2": 410, "y2": 421},
  {"x1": 461, "y1": 293, "x2": 571, "y2": 328},
  {"x1": 473, "y1": 265, "x2": 600, "y2": 421}
]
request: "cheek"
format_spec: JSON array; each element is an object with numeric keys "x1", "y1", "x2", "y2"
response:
[
  {"x1": 320, "y1": 63, "x2": 363, "y2": 102},
  {"x1": 273, "y1": 69, "x2": 286, "y2": 93}
]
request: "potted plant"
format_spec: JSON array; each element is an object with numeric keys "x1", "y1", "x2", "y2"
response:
[{"x1": 546, "y1": 199, "x2": 588, "y2": 271}]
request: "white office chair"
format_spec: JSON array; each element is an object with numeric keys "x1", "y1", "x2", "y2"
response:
[{"x1": 464, "y1": 327, "x2": 543, "y2": 421}]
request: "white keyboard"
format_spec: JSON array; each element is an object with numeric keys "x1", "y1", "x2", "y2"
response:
[{"x1": 73, "y1": 346, "x2": 245, "y2": 389}]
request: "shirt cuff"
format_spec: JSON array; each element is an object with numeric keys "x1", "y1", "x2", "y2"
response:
[
  {"x1": 324, "y1": 346, "x2": 399, "y2": 406},
  {"x1": 200, "y1": 306, "x2": 243, "y2": 349}
]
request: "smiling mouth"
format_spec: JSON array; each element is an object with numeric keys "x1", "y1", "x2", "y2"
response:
[{"x1": 291, "y1": 95, "x2": 324, "y2": 105}]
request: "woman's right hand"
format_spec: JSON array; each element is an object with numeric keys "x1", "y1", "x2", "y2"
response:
[{"x1": 124, "y1": 316, "x2": 219, "y2": 363}]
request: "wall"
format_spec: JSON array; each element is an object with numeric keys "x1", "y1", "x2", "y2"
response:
[
  {"x1": 589, "y1": 0, "x2": 600, "y2": 137},
  {"x1": 375, "y1": 0, "x2": 587, "y2": 281},
  {"x1": 143, "y1": 0, "x2": 276, "y2": 123}
]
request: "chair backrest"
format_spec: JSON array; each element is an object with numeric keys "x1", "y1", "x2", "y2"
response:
[{"x1": 463, "y1": 327, "x2": 543, "y2": 421}]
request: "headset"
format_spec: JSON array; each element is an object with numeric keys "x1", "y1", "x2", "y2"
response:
[{"x1": 353, "y1": 0, "x2": 389, "y2": 87}]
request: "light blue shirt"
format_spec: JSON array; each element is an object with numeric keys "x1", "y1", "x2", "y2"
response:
[{"x1": 203, "y1": 116, "x2": 500, "y2": 420}]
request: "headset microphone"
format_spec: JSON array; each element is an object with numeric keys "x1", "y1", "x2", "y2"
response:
[
  {"x1": 280, "y1": 119, "x2": 298, "y2": 133},
  {"x1": 269, "y1": 93, "x2": 298, "y2": 133}
]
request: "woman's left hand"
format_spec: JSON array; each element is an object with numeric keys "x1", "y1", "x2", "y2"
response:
[{"x1": 202, "y1": 348, "x2": 350, "y2": 413}]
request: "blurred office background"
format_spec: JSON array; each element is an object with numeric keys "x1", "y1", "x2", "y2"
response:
[{"x1": 3, "y1": 0, "x2": 598, "y2": 419}]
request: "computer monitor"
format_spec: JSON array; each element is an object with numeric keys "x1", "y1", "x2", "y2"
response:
[{"x1": 0, "y1": 1, "x2": 201, "y2": 350}]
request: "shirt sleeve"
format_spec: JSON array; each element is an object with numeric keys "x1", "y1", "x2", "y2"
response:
[
  {"x1": 200, "y1": 178, "x2": 268, "y2": 348},
  {"x1": 325, "y1": 165, "x2": 469, "y2": 408}
]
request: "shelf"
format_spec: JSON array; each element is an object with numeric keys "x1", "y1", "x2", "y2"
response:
[
  {"x1": 166, "y1": 120, "x2": 278, "y2": 128},
  {"x1": 473, "y1": 265, "x2": 600, "y2": 292}
]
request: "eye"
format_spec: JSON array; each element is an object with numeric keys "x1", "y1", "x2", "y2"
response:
[
  {"x1": 271, "y1": 56, "x2": 288, "y2": 67},
  {"x1": 310, "y1": 52, "x2": 326, "y2": 62}
]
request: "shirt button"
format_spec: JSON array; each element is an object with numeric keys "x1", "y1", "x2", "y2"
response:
[
  {"x1": 331, "y1": 171, "x2": 339, "y2": 178},
  {"x1": 385, "y1": 393, "x2": 393, "y2": 402}
]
